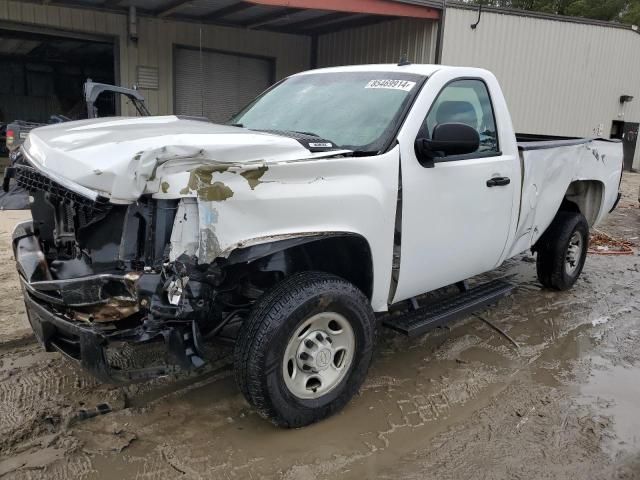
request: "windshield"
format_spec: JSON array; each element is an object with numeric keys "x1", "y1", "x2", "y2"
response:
[{"x1": 230, "y1": 71, "x2": 425, "y2": 153}]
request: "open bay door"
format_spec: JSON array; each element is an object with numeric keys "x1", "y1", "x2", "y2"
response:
[{"x1": 174, "y1": 48, "x2": 273, "y2": 123}]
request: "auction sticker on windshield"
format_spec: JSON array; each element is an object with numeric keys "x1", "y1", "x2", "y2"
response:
[{"x1": 365, "y1": 79, "x2": 416, "y2": 91}]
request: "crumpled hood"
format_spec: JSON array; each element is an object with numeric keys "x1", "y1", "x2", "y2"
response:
[{"x1": 23, "y1": 115, "x2": 341, "y2": 202}]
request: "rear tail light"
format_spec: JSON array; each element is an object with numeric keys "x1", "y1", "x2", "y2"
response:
[{"x1": 6, "y1": 129, "x2": 14, "y2": 145}]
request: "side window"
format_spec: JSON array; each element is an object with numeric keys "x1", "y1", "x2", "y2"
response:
[{"x1": 420, "y1": 79, "x2": 499, "y2": 156}]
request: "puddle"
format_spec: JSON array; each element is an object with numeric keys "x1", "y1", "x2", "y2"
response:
[{"x1": 579, "y1": 356, "x2": 640, "y2": 454}]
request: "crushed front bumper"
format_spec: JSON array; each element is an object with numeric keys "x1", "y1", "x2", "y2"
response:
[
  {"x1": 22, "y1": 292, "x2": 187, "y2": 383},
  {"x1": 13, "y1": 221, "x2": 204, "y2": 383}
]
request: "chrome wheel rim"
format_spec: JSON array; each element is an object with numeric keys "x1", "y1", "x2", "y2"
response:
[
  {"x1": 282, "y1": 312, "x2": 355, "y2": 400},
  {"x1": 565, "y1": 231, "x2": 584, "y2": 275}
]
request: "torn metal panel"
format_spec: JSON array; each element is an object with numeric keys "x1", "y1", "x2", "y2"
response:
[
  {"x1": 240, "y1": 165, "x2": 269, "y2": 190},
  {"x1": 169, "y1": 198, "x2": 200, "y2": 261},
  {"x1": 508, "y1": 139, "x2": 623, "y2": 258}
]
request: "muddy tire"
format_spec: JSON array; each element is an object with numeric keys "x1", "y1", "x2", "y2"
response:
[
  {"x1": 233, "y1": 272, "x2": 376, "y2": 428},
  {"x1": 535, "y1": 211, "x2": 589, "y2": 291}
]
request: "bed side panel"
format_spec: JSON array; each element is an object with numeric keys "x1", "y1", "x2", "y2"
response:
[{"x1": 508, "y1": 140, "x2": 622, "y2": 257}]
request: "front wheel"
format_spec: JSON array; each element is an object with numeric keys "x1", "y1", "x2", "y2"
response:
[
  {"x1": 535, "y1": 211, "x2": 589, "y2": 290},
  {"x1": 233, "y1": 272, "x2": 376, "y2": 427}
]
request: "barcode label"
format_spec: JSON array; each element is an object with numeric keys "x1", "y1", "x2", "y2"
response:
[{"x1": 365, "y1": 79, "x2": 416, "y2": 91}]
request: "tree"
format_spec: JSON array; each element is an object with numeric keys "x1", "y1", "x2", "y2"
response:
[
  {"x1": 622, "y1": 0, "x2": 640, "y2": 26},
  {"x1": 463, "y1": 0, "x2": 638, "y2": 25},
  {"x1": 565, "y1": 0, "x2": 627, "y2": 21}
]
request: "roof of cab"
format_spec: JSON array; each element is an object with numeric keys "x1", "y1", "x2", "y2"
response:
[{"x1": 292, "y1": 64, "x2": 446, "y2": 77}]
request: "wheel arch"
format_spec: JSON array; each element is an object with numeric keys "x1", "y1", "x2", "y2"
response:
[
  {"x1": 559, "y1": 179, "x2": 605, "y2": 227},
  {"x1": 223, "y1": 232, "x2": 375, "y2": 300}
]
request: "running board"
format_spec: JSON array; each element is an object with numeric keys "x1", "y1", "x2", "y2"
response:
[{"x1": 383, "y1": 279, "x2": 515, "y2": 337}]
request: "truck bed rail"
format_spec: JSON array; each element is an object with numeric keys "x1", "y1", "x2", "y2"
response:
[{"x1": 516, "y1": 133, "x2": 621, "y2": 151}]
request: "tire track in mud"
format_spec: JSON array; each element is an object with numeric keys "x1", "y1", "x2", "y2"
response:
[
  {"x1": 370, "y1": 365, "x2": 501, "y2": 449},
  {"x1": 130, "y1": 450, "x2": 184, "y2": 480},
  {"x1": 0, "y1": 343, "x2": 99, "y2": 453},
  {"x1": 0, "y1": 341, "x2": 235, "y2": 479},
  {"x1": 373, "y1": 382, "x2": 621, "y2": 480},
  {"x1": 3, "y1": 453, "x2": 95, "y2": 480}
]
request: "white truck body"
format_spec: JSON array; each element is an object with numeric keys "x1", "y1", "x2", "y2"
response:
[
  {"x1": 20, "y1": 64, "x2": 622, "y2": 312},
  {"x1": 11, "y1": 64, "x2": 624, "y2": 420}
]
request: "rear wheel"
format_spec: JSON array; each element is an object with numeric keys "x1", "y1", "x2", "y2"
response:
[
  {"x1": 535, "y1": 211, "x2": 589, "y2": 290},
  {"x1": 234, "y1": 272, "x2": 376, "y2": 427}
]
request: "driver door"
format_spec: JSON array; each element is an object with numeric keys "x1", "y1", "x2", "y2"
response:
[{"x1": 392, "y1": 76, "x2": 517, "y2": 303}]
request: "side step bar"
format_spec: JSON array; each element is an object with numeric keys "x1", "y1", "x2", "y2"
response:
[{"x1": 383, "y1": 279, "x2": 515, "y2": 337}]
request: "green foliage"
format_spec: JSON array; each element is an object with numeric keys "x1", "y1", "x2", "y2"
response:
[
  {"x1": 622, "y1": 1, "x2": 640, "y2": 26},
  {"x1": 464, "y1": 0, "x2": 640, "y2": 25}
]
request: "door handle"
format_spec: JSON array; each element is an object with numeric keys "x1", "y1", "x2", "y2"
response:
[{"x1": 486, "y1": 176, "x2": 511, "y2": 187}]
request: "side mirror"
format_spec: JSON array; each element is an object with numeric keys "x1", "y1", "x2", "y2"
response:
[{"x1": 415, "y1": 122, "x2": 480, "y2": 168}]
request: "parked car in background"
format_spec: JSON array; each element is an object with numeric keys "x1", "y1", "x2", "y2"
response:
[
  {"x1": 1, "y1": 80, "x2": 150, "y2": 208},
  {"x1": 10, "y1": 64, "x2": 623, "y2": 428},
  {"x1": 4, "y1": 79, "x2": 149, "y2": 154}
]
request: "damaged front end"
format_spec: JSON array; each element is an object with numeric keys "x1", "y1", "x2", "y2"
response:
[{"x1": 12, "y1": 152, "x2": 230, "y2": 383}]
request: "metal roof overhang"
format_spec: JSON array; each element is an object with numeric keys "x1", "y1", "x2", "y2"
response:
[{"x1": 25, "y1": 0, "x2": 441, "y2": 35}]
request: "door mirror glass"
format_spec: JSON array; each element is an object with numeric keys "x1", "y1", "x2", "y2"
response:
[{"x1": 415, "y1": 122, "x2": 480, "y2": 167}]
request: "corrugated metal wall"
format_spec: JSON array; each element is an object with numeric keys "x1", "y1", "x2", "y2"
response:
[
  {"x1": 0, "y1": 0, "x2": 310, "y2": 116},
  {"x1": 133, "y1": 16, "x2": 309, "y2": 116},
  {"x1": 442, "y1": 7, "x2": 640, "y2": 168},
  {"x1": 317, "y1": 18, "x2": 438, "y2": 67},
  {"x1": 174, "y1": 47, "x2": 273, "y2": 122}
]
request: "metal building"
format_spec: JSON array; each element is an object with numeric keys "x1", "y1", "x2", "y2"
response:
[
  {"x1": 441, "y1": 5, "x2": 640, "y2": 171},
  {"x1": 0, "y1": 0, "x2": 638, "y2": 169}
]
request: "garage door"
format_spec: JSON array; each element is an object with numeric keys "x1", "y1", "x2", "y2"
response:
[
  {"x1": 174, "y1": 48, "x2": 273, "y2": 123},
  {"x1": 0, "y1": 29, "x2": 115, "y2": 124}
]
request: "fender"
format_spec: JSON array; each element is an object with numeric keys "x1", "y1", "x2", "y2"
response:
[{"x1": 221, "y1": 232, "x2": 375, "y2": 300}]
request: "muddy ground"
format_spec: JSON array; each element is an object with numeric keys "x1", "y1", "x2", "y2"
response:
[{"x1": 0, "y1": 174, "x2": 638, "y2": 480}]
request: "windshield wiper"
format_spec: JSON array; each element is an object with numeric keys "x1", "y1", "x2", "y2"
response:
[
  {"x1": 288, "y1": 130, "x2": 319, "y2": 137},
  {"x1": 250, "y1": 128, "x2": 321, "y2": 138}
]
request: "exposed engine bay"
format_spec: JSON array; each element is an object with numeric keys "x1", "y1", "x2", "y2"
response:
[{"x1": 12, "y1": 152, "x2": 293, "y2": 382}]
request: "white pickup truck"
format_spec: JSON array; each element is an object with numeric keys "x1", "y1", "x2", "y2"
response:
[{"x1": 12, "y1": 64, "x2": 623, "y2": 427}]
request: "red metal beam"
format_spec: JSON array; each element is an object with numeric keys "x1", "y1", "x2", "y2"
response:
[{"x1": 246, "y1": 0, "x2": 440, "y2": 19}]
